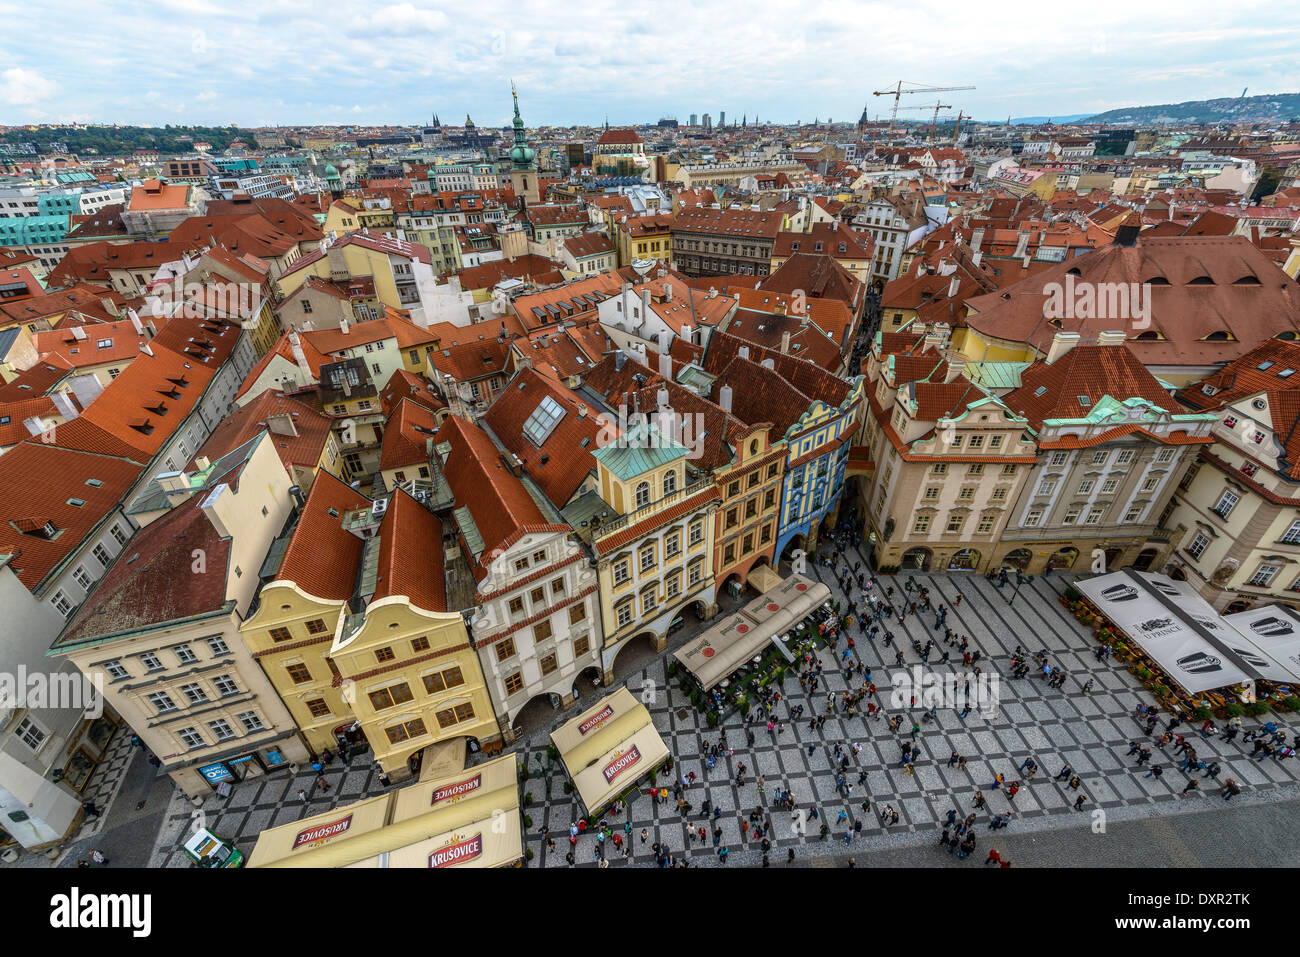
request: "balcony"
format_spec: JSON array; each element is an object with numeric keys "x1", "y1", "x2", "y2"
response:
[{"x1": 594, "y1": 478, "x2": 714, "y2": 540}]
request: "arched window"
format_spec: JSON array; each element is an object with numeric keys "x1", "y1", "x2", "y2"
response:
[
  {"x1": 663, "y1": 470, "x2": 676, "y2": 496},
  {"x1": 635, "y1": 482, "x2": 651, "y2": 508}
]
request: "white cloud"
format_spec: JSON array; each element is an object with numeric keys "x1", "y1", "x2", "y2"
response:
[
  {"x1": 0, "y1": 67, "x2": 58, "y2": 106},
  {"x1": 350, "y1": 2, "x2": 449, "y2": 36},
  {"x1": 1, "y1": 0, "x2": 1298, "y2": 124}
]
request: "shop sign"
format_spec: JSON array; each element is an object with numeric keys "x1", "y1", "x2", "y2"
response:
[
  {"x1": 578, "y1": 704, "x2": 614, "y2": 736},
  {"x1": 292, "y1": 814, "x2": 353, "y2": 850},
  {"x1": 431, "y1": 773, "x2": 482, "y2": 806},
  {"x1": 198, "y1": 762, "x2": 235, "y2": 784},
  {"x1": 602, "y1": 745, "x2": 641, "y2": 784},
  {"x1": 429, "y1": 833, "x2": 483, "y2": 868}
]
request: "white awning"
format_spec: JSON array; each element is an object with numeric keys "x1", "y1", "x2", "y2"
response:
[
  {"x1": 1075, "y1": 569, "x2": 1256, "y2": 694},
  {"x1": 674, "y1": 574, "x2": 830, "y2": 690}
]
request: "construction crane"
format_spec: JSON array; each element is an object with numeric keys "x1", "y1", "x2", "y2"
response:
[
  {"x1": 896, "y1": 101, "x2": 952, "y2": 142},
  {"x1": 873, "y1": 81, "x2": 975, "y2": 132},
  {"x1": 952, "y1": 110, "x2": 967, "y2": 146}
]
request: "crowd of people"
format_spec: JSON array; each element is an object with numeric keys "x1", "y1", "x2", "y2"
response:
[{"x1": 537, "y1": 533, "x2": 1286, "y2": 867}]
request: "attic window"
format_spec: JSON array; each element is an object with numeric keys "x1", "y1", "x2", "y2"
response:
[
  {"x1": 1033, "y1": 386, "x2": 1048, "y2": 397},
  {"x1": 1135, "y1": 331, "x2": 1160, "y2": 340},
  {"x1": 1077, "y1": 396, "x2": 1091, "y2": 407},
  {"x1": 1258, "y1": 361, "x2": 1275, "y2": 371},
  {"x1": 1146, "y1": 277, "x2": 1170, "y2": 285},
  {"x1": 67, "y1": 498, "x2": 85, "y2": 508},
  {"x1": 85, "y1": 479, "x2": 103, "y2": 487},
  {"x1": 1188, "y1": 276, "x2": 1214, "y2": 285},
  {"x1": 1280, "y1": 369, "x2": 1296, "y2": 379},
  {"x1": 1203, "y1": 331, "x2": 1231, "y2": 341},
  {"x1": 1066, "y1": 268, "x2": 1082, "y2": 276},
  {"x1": 1233, "y1": 276, "x2": 1262, "y2": 285}
]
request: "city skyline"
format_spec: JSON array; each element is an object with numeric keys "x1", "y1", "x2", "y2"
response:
[{"x1": 1, "y1": 0, "x2": 1299, "y2": 127}]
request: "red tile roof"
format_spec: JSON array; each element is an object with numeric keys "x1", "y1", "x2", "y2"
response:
[
  {"x1": 371, "y1": 485, "x2": 446, "y2": 611},
  {"x1": 965, "y1": 236, "x2": 1300, "y2": 367},
  {"x1": 379, "y1": 397, "x2": 441, "y2": 472},
  {"x1": 276, "y1": 470, "x2": 369, "y2": 602},
  {"x1": 194, "y1": 391, "x2": 333, "y2": 473},
  {"x1": 1004, "y1": 344, "x2": 1193, "y2": 441},
  {"x1": 437, "y1": 414, "x2": 555, "y2": 571},
  {"x1": 55, "y1": 488, "x2": 235, "y2": 648},
  {"x1": 0, "y1": 444, "x2": 143, "y2": 591},
  {"x1": 379, "y1": 368, "x2": 446, "y2": 418},
  {"x1": 482, "y1": 368, "x2": 602, "y2": 508}
]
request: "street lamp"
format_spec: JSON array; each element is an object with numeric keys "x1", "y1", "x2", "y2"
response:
[{"x1": 1001, "y1": 569, "x2": 1033, "y2": 606}]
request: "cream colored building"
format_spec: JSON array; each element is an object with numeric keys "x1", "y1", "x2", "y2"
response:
[
  {"x1": 49, "y1": 433, "x2": 310, "y2": 798},
  {"x1": 1161, "y1": 340, "x2": 1300, "y2": 612},
  {"x1": 860, "y1": 331, "x2": 1036, "y2": 573},
  {"x1": 568, "y1": 420, "x2": 719, "y2": 680}
]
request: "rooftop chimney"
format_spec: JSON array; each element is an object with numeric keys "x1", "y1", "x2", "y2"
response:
[
  {"x1": 289, "y1": 330, "x2": 316, "y2": 384},
  {"x1": 658, "y1": 350, "x2": 673, "y2": 380},
  {"x1": 738, "y1": 345, "x2": 750, "y2": 361},
  {"x1": 339, "y1": 315, "x2": 350, "y2": 335},
  {"x1": 947, "y1": 275, "x2": 960, "y2": 300},
  {"x1": 719, "y1": 382, "x2": 733, "y2": 413},
  {"x1": 1046, "y1": 330, "x2": 1082, "y2": 364},
  {"x1": 780, "y1": 331, "x2": 791, "y2": 354},
  {"x1": 614, "y1": 349, "x2": 626, "y2": 371},
  {"x1": 1097, "y1": 330, "x2": 1127, "y2": 347}
]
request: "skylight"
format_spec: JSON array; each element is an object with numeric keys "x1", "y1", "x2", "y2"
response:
[
  {"x1": 522, "y1": 394, "x2": 566, "y2": 446},
  {"x1": 1078, "y1": 396, "x2": 1091, "y2": 406}
]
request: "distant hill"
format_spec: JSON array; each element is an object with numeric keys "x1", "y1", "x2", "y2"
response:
[
  {"x1": 0, "y1": 125, "x2": 243, "y2": 157},
  {"x1": 1084, "y1": 93, "x2": 1300, "y2": 126},
  {"x1": 1007, "y1": 114, "x2": 1093, "y2": 126}
]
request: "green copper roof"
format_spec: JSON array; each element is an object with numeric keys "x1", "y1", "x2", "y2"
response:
[
  {"x1": 964, "y1": 360, "x2": 1033, "y2": 391},
  {"x1": 591, "y1": 418, "x2": 689, "y2": 480}
]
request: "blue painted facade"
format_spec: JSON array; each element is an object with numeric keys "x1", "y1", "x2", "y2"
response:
[{"x1": 773, "y1": 388, "x2": 863, "y2": 558}]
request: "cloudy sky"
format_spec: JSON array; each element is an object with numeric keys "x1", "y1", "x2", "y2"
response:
[{"x1": 2, "y1": 0, "x2": 1298, "y2": 128}]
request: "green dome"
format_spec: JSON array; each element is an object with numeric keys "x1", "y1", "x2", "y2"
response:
[
  {"x1": 324, "y1": 163, "x2": 339, "y2": 178},
  {"x1": 509, "y1": 144, "x2": 535, "y2": 166}
]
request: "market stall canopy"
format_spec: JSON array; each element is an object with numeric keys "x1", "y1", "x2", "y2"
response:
[
  {"x1": 246, "y1": 753, "x2": 521, "y2": 869},
  {"x1": 674, "y1": 574, "x2": 831, "y2": 690},
  {"x1": 551, "y1": 687, "x2": 668, "y2": 816},
  {"x1": 1222, "y1": 605, "x2": 1300, "y2": 684},
  {"x1": 1075, "y1": 569, "x2": 1257, "y2": 693},
  {"x1": 747, "y1": 562, "x2": 782, "y2": 594}
]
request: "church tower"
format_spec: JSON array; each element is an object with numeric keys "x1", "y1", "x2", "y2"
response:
[{"x1": 508, "y1": 84, "x2": 540, "y2": 205}]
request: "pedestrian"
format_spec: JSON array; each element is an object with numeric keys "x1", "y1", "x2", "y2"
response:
[
  {"x1": 1073, "y1": 794, "x2": 1087, "y2": 811},
  {"x1": 90, "y1": 849, "x2": 108, "y2": 866},
  {"x1": 297, "y1": 788, "x2": 308, "y2": 802},
  {"x1": 1181, "y1": 779, "x2": 1200, "y2": 797},
  {"x1": 985, "y1": 848, "x2": 1002, "y2": 865},
  {"x1": 81, "y1": 800, "x2": 101, "y2": 820}
]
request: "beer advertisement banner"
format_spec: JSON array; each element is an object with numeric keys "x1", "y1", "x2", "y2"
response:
[
  {"x1": 1076, "y1": 571, "x2": 1252, "y2": 693},
  {"x1": 292, "y1": 814, "x2": 353, "y2": 851}
]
